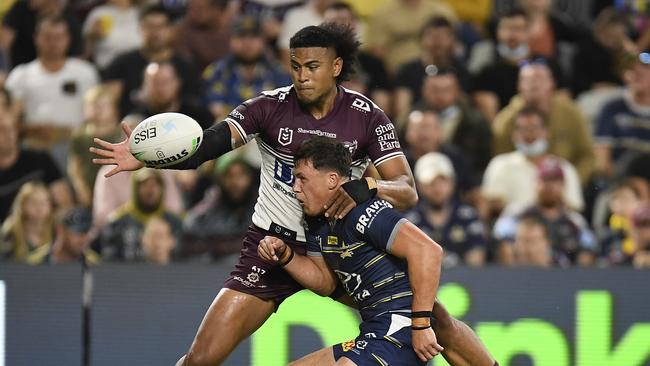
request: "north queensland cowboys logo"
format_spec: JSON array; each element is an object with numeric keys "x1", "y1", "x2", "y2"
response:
[{"x1": 278, "y1": 127, "x2": 293, "y2": 146}]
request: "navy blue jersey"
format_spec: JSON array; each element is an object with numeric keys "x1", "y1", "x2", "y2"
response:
[{"x1": 305, "y1": 198, "x2": 412, "y2": 321}]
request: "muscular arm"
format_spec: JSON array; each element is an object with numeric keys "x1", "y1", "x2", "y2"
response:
[
  {"x1": 165, "y1": 122, "x2": 245, "y2": 170},
  {"x1": 284, "y1": 254, "x2": 338, "y2": 297},
  {"x1": 389, "y1": 221, "x2": 443, "y2": 312},
  {"x1": 258, "y1": 236, "x2": 337, "y2": 296},
  {"x1": 375, "y1": 156, "x2": 418, "y2": 210}
]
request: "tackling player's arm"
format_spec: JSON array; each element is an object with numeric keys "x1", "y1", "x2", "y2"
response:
[
  {"x1": 90, "y1": 120, "x2": 245, "y2": 177},
  {"x1": 258, "y1": 236, "x2": 337, "y2": 296},
  {"x1": 325, "y1": 157, "x2": 417, "y2": 219},
  {"x1": 389, "y1": 221, "x2": 445, "y2": 361}
]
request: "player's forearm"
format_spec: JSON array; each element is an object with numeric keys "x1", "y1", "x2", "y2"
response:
[
  {"x1": 165, "y1": 121, "x2": 238, "y2": 170},
  {"x1": 408, "y1": 244, "x2": 442, "y2": 313},
  {"x1": 284, "y1": 255, "x2": 337, "y2": 296},
  {"x1": 376, "y1": 175, "x2": 418, "y2": 210}
]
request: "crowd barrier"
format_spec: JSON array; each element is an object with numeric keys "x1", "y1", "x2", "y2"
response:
[{"x1": 1, "y1": 264, "x2": 649, "y2": 366}]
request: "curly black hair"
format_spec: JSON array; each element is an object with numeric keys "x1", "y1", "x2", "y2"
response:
[
  {"x1": 295, "y1": 136, "x2": 351, "y2": 177},
  {"x1": 289, "y1": 22, "x2": 361, "y2": 83}
]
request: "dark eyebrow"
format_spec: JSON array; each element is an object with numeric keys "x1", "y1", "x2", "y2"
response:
[{"x1": 290, "y1": 60, "x2": 321, "y2": 67}]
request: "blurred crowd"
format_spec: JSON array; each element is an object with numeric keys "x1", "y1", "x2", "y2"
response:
[{"x1": 1, "y1": 0, "x2": 650, "y2": 269}]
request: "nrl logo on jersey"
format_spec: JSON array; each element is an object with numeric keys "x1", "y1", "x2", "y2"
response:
[
  {"x1": 351, "y1": 98, "x2": 371, "y2": 113},
  {"x1": 278, "y1": 127, "x2": 293, "y2": 146}
]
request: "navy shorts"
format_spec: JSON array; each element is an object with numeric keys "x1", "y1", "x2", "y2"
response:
[
  {"x1": 333, "y1": 312, "x2": 429, "y2": 366},
  {"x1": 223, "y1": 225, "x2": 306, "y2": 306}
]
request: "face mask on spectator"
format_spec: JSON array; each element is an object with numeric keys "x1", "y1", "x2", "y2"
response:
[
  {"x1": 516, "y1": 138, "x2": 548, "y2": 157},
  {"x1": 497, "y1": 43, "x2": 530, "y2": 61}
]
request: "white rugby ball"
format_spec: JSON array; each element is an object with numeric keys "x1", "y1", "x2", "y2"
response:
[{"x1": 129, "y1": 112, "x2": 203, "y2": 168}]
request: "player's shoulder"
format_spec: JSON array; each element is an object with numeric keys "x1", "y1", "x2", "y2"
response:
[
  {"x1": 346, "y1": 198, "x2": 395, "y2": 234},
  {"x1": 340, "y1": 86, "x2": 386, "y2": 117}
]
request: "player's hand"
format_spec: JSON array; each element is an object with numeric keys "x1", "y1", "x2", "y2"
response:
[
  {"x1": 258, "y1": 236, "x2": 288, "y2": 264},
  {"x1": 324, "y1": 187, "x2": 356, "y2": 220},
  {"x1": 412, "y1": 327, "x2": 444, "y2": 362},
  {"x1": 90, "y1": 122, "x2": 144, "y2": 177}
]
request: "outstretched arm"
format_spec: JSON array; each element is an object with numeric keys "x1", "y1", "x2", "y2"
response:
[
  {"x1": 90, "y1": 121, "x2": 245, "y2": 177},
  {"x1": 258, "y1": 236, "x2": 337, "y2": 296}
]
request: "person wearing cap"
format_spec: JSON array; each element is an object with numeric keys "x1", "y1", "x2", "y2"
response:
[
  {"x1": 483, "y1": 106, "x2": 584, "y2": 220},
  {"x1": 98, "y1": 168, "x2": 182, "y2": 262},
  {"x1": 23, "y1": 207, "x2": 99, "y2": 265},
  {"x1": 593, "y1": 51, "x2": 650, "y2": 178},
  {"x1": 493, "y1": 156, "x2": 596, "y2": 267},
  {"x1": 202, "y1": 14, "x2": 290, "y2": 121},
  {"x1": 406, "y1": 152, "x2": 487, "y2": 267}
]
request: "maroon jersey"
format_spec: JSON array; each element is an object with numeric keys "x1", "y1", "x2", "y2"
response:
[{"x1": 224, "y1": 85, "x2": 403, "y2": 241}]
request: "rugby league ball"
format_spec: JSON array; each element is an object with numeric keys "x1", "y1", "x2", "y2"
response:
[{"x1": 129, "y1": 112, "x2": 203, "y2": 168}]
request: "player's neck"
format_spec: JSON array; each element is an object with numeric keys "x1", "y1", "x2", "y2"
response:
[{"x1": 305, "y1": 85, "x2": 338, "y2": 120}]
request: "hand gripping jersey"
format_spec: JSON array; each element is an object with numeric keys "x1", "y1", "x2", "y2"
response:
[
  {"x1": 305, "y1": 198, "x2": 413, "y2": 321},
  {"x1": 224, "y1": 85, "x2": 403, "y2": 242}
]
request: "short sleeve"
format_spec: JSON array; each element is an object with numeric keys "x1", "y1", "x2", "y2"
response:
[
  {"x1": 5, "y1": 65, "x2": 26, "y2": 99},
  {"x1": 306, "y1": 232, "x2": 322, "y2": 257},
  {"x1": 594, "y1": 101, "x2": 620, "y2": 146},
  {"x1": 224, "y1": 96, "x2": 269, "y2": 144},
  {"x1": 349, "y1": 200, "x2": 407, "y2": 253},
  {"x1": 366, "y1": 109, "x2": 403, "y2": 167}
]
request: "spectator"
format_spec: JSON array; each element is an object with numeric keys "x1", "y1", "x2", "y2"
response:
[
  {"x1": 415, "y1": 68, "x2": 491, "y2": 176},
  {"x1": 483, "y1": 107, "x2": 584, "y2": 217},
  {"x1": 364, "y1": 0, "x2": 457, "y2": 73},
  {"x1": 83, "y1": 0, "x2": 142, "y2": 70},
  {"x1": 127, "y1": 62, "x2": 214, "y2": 129},
  {"x1": 5, "y1": 16, "x2": 99, "y2": 169},
  {"x1": 404, "y1": 110, "x2": 478, "y2": 199},
  {"x1": 174, "y1": 0, "x2": 232, "y2": 72},
  {"x1": 323, "y1": 2, "x2": 392, "y2": 113},
  {"x1": 512, "y1": 217, "x2": 553, "y2": 267},
  {"x1": 0, "y1": 111, "x2": 73, "y2": 223},
  {"x1": 102, "y1": 4, "x2": 201, "y2": 117},
  {"x1": 394, "y1": 16, "x2": 470, "y2": 121},
  {"x1": 29, "y1": 207, "x2": 99, "y2": 265},
  {"x1": 628, "y1": 205, "x2": 650, "y2": 268},
  {"x1": 470, "y1": 8, "x2": 567, "y2": 121},
  {"x1": 277, "y1": 0, "x2": 333, "y2": 64},
  {"x1": 97, "y1": 168, "x2": 182, "y2": 262},
  {"x1": 203, "y1": 15, "x2": 290, "y2": 121},
  {"x1": 141, "y1": 216, "x2": 177, "y2": 265},
  {"x1": 571, "y1": 7, "x2": 633, "y2": 96},
  {"x1": 493, "y1": 157, "x2": 596, "y2": 267},
  {"x1": 599, "y1": 180, "x2": 642, "y2": 266},
  {"x1": 68, "y1": 85, "x2": 122, "y2": 208},
  {"x1": 517, "y1": 0, "x2": 585, "y2": 61},
  {"x1": 492, "y1": 62, "x2": 594, "y2": 185},
  {"x1": 593, "y1": 52, "x2": 650, "y2": 178},
  {"x1": 0, "y1": 0, "x2": 83, "y2": 68},
  {"x1": 0, "y1": 182, "x2": 55, "y2": 263},
  {"x1": 406, "y1": 152, "x2": 487, "y2": 267},
  {"x1": 182, "y1": 157, "x2": 257, "y2": 261}
]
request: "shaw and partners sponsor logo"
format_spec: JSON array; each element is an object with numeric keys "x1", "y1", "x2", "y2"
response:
[
  {"x1": 375, "y1": 124, "x2": 400, "y2": 151},
  {"x1": 296, "y1": 128, "x2": 337, "y2": 138},
  {"x1": 355, "y1": 200, "x2": 392, "y2": 234}
]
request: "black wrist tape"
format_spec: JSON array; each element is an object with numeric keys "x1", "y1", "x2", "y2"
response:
[{"x1": 341, "y1": 179, "x2": 377, "y2": 204}]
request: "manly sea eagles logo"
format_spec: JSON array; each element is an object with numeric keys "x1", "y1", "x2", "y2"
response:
[{"x1": 278, "y1": 127, "x2": 293, "y2": 146}]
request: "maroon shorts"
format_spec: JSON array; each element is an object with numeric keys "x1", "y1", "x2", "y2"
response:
[{"x1": 223, "y1": 225, "x2": 307, "y2": 307}]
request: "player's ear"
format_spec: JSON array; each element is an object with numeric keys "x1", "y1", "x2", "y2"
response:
[
  {"x1": 327, "y1": 172, "x2": 339, "y2": 190},
  {"x1": 332, "y1": 56, "x2": 342, "y2": 78}
]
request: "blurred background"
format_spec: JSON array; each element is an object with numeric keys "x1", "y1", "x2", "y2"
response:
[{"x1": 0, "y1": 0, "x2": 649, "y2": 365}]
